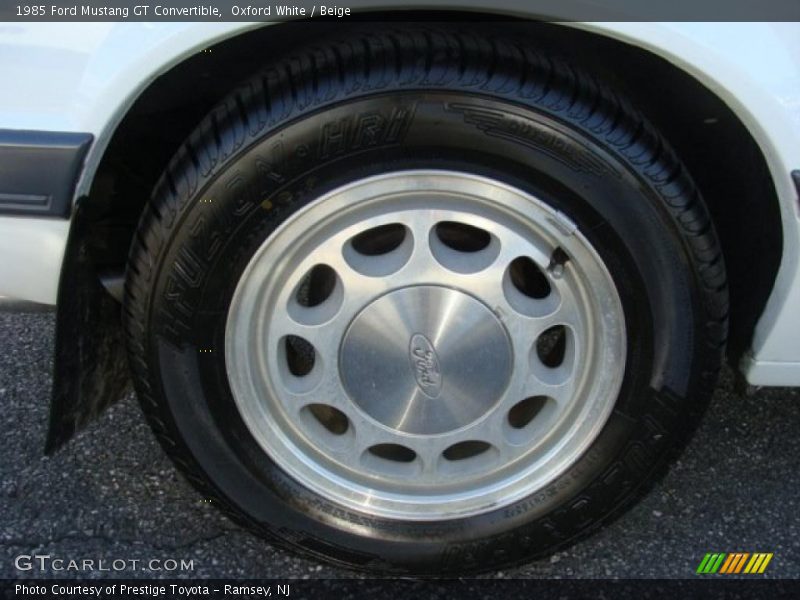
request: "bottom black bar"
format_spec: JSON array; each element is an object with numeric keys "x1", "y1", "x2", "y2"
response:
[{"x1": 3, "y1": 579, "x2": 800, "y2": 600}]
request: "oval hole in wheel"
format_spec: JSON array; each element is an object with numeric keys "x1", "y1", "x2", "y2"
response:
[
  {"x1": 368, "y1": 444, "x2": 417, "y2": 463},
  {"x1": 443, "y1": 440, "x2": 492, "y2": 461},
  {"x1": 536, "y1": 325, "x2": 566, "y2": 368},
  {"x1": 308, "y1": 404, "x2": 349, "y2": 435},
  {"x1": 295, "y1": 264, "x2": 337, "y2": 307},
  {"x1": 284, "y1": 335, "x2": 315, "y2": 377},
  {"x1": 343, "y1": 224, "x2": 413, "y2": 277},
  {"x1": 435, "y1": 221, "x2": 491, "y2": 252},
  {"x1": 351, "y1": 223, "x2": 407, "y2": 256},
  {"x1": 509, "y1": 256, "x2": 551, "y2": 299},
  {"x1": 508, "y1": 396, "x2": 549, "y2": 429}
]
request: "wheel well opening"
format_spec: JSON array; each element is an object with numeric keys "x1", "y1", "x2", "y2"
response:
[{"x1": 84, "y1": 18, "x2": 782, "y2": 365}]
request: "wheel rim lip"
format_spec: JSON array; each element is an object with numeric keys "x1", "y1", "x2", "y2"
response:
[{"x1": 225, "y1": 170, "x2": 626, "y2": 521}]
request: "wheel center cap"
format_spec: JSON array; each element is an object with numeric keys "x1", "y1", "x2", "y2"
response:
[{"x1": 340, "y1": 286, "x2": 512, "y2": 435}]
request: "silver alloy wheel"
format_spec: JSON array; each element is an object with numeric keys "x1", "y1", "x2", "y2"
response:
[{"x1": 225, "y1": 171, "x2": 626, "y2": 521}]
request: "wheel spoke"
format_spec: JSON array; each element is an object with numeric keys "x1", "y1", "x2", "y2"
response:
[{"x1": 397, "y1": 211, "x2": 445, "y2": 280}]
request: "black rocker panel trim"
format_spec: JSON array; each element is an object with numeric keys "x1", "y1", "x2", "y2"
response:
[{"x1": 0, "y1": 129, "x2": 92, "y2": 218}]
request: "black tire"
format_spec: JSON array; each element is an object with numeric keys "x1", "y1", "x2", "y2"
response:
[{"x1": 124, "y1": 24, "x2": 728, "y2": 575}]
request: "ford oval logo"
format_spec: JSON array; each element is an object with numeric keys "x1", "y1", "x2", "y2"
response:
[{"x1": 409, "y1": 333, "x2": 443, "y2": 399}]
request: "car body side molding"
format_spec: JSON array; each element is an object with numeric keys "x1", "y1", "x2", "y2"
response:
[{"x1": 0, "y1": 130, "x2": 92, "y2": 218}]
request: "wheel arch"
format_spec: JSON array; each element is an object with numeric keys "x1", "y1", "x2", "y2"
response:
[{"x1": 51, "y1": 17, "x2": 785, "y2": 450}]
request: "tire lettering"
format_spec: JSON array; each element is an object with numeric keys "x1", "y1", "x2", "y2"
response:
[
  {"x1": 445, "y1": 102, "x2": 614, "y2": 178},
  {"x1": 318, "y1": 106, "x2": 414, "y2": 160}
]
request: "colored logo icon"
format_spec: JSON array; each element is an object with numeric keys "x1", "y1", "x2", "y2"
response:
[{"x1": 696, "y1": 553, "x2": 773, "y2": 574}]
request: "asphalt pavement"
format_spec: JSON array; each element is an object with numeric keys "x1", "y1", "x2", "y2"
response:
[{"x1": 1, "y1": 312, "x2": 798, "y2": 579}]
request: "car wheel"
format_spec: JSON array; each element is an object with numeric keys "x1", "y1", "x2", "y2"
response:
[{"x1": 124, "y1": 25, "x2": 727, "y2": 574}]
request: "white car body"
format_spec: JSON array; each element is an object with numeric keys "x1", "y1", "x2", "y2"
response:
[{"x1": 0, "y1": 19, "x2": 799, "y2": 386}]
